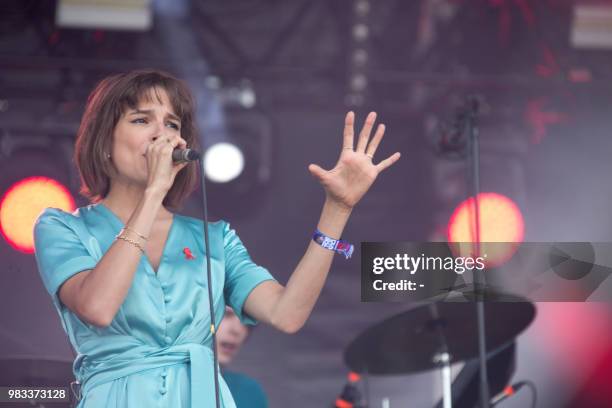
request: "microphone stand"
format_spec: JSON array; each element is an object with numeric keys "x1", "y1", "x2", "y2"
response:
[
  {"x1": 197, "y1": 157, "x2": 221, "y2": 408},
  {"x1": 430, "y1": 303, "x2": 453, "y2": 408},
  {"x1": 462, "y1": 97, "x2": 490, "y2": 408},
  {"x1": 436, "y1": 96, "x2": 490, "y2": 407}
]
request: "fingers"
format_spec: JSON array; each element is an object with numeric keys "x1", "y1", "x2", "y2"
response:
[
  {"x1": 342, "y1": 111, "x2": 355, "y2": 150},
  {"x1": 365, "y1": 123, "x2": 385, "y2": 158},
  {"x1": 164, "y1": 135, "x2": 191, "y2": 171},
  {"x1": 172, "y1": 161, "x2": 190, "y2": 176},
  {"x1": 375, "y1": 152, "x2": 401, "y2": 172},
  {"x1": 146, "y1": 135, "x2": 168, "y2": 157},
  {"x1": 356, "y1": 111, "x2": 377, "y2": 153},
  {"x1": 161, "y1": 134, "x2": 184, "y2": 154},
  {"x1": 168, "y1": 134, "x2": 187, "y2": 150},
  {"x1": 176, "y1": 135, "x2": 188, "y2": 150},
  {"x1": 308, "y1": 163, "x2": 327, "y2": 180},
  {"x1": 147, "y1": 134, "x2": 186, "y2": 158}
]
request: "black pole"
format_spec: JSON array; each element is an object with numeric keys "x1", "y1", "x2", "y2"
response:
[
  {"x1": 464, "y1": 96, "x2": 489, "y2": 408},
  {"x1": 198, "y1": 158, "x2": 222, "y2": 408}
]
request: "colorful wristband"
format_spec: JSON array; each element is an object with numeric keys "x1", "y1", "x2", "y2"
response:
[{"x1": 312, "y1": 229, "x2": 354, "y2": 259}]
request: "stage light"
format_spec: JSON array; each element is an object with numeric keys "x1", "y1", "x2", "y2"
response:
[
  {"x1": 202, "y1": 109, "x2": 273, "y2": 219},
  {"x1": 0, "y1": 131, "x2": 77, "y2": 254},
  {"x1": 0, "y1": 176, "x2": 75, "y2": 254},
  {"x1": 345, "y1": 0, "x2": 371, "y2": 107},
  {"x1": 56, "y1": 0, "x2": 152, "y2": 31},
  {"x1": 204, "y1": 142, "x2": 245, "y2": 183},
  {"x1": 448, "y1": 192, "x2": 524, "y2": 242},
  {"x1": 571, "y1": 4, "x2": 612, "y2": 50},
  {"x1": 447, "y1": 192, "x2": 524, "y2": 266}
]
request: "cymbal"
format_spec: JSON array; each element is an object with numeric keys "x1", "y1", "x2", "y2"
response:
[
  {"x1": 344, "y1": 296, "x2": 535, "y2": 375},
  {"x1": 0, "y1": 356, "x2": 74, "y2": 386}
]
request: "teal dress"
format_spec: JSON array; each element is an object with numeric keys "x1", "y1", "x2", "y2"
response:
[{"x1": 33, "y1": 203, "x2": 275, "y2": 408}]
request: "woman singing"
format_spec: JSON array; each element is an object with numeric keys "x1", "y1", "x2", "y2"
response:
[{"x1": 33, "y1": 70, "x2": 400, "y2": 407}]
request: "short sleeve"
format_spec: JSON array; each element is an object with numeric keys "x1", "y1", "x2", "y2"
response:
[
  {"x1": 33, "y1": 208, "x2": 98, "y2": 306},
  {"x1": 222, "y1": 221, "x2": 275, "y2": 326}
]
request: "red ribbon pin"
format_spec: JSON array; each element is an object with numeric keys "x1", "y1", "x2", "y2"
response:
[{"x1": 183, "y1": 247, "x2": 195, "y2": 260}]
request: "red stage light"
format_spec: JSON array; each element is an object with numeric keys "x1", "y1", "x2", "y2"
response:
[
  {"x1": 0, "y1": 176, "x2": 75, "y2": 254},
  {"x1": 447, "y1": 192, "x2": 524, "y2": 266}
]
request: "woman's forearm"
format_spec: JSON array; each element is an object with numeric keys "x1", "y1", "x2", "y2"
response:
[
  {"x1": 243, "y1": 111, "x2": 399, "y2": 333},
  {"x1": 75, "y1": 189, "x2": 164, "y2": 326},
  {"x1": 270, "y1": 199, "x2": 352, "y2": 333}
]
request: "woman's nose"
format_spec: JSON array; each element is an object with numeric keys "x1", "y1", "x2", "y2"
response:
[
  {"x1": 150, "y1": 122, "x2": 167, "y2": 142},
  {"x1": 227, "y1": 322, "x2": 242, "y2": 335}
]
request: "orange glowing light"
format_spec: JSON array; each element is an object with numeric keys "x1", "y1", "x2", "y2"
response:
[
  {"x1": 0, "y1": 177, "x2": 75, "y2": 253},
  {"x1": 447, "y1": 192, "x2": 524, "y2": 267}
]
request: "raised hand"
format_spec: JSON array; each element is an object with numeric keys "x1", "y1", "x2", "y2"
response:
[{"x1": 308, "y1": 111, "x2": 401, "y2": 210}]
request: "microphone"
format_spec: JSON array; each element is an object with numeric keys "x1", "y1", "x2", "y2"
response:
[{"x1": 172, "y1": 148, "x2": 200, "y2": 162}]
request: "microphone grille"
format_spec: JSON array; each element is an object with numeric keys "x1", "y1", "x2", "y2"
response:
[{"x1": 186, "y1": 149, "x2": 200, "y2": 161}]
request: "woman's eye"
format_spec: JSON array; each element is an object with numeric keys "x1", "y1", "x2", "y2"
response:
[
  {"x1": 132, "y1": 118, "x2": 147, "y2": 124},
  {"x1": 167, "y1": 122, "x2": 180, "y2": 131}
]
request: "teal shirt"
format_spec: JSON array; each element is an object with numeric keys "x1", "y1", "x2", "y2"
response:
[
  {"x1": 223, "y1": 371, "x2": 268, "y2": 408},
  {"x1": 33, "y1": 203, "x2": 275, "y2": 408}
]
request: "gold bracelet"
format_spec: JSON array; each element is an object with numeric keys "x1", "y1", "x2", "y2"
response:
[
  {"x1": 116, "y1": 233, "x2": 145, "y2": 253},
  {"x1": 122, "y1": 226, "x2": 148, "y2": 241}
]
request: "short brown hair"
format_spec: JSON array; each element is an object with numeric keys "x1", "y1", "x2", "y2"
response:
[{"x1": 74, "y1": 69, "x2": 200, "y2": 209}]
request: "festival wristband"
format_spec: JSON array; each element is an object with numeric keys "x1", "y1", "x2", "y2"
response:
[{"x1": 312, "y1": 229, "x2": 354, "y2": 259}]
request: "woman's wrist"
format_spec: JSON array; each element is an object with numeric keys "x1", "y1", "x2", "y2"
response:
[
  {"x1": 316, "y1": 198, "x2": 352, "y2": 240},
  {"x1": 144, "y1": 185, "x2": 167, "y2": 203},
  {"x1": 122, "y1": 188, "x2": 164, "y2": 238},
  {"x1": 323, "y1": 197, "x2": 353, "y2": 217}
]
